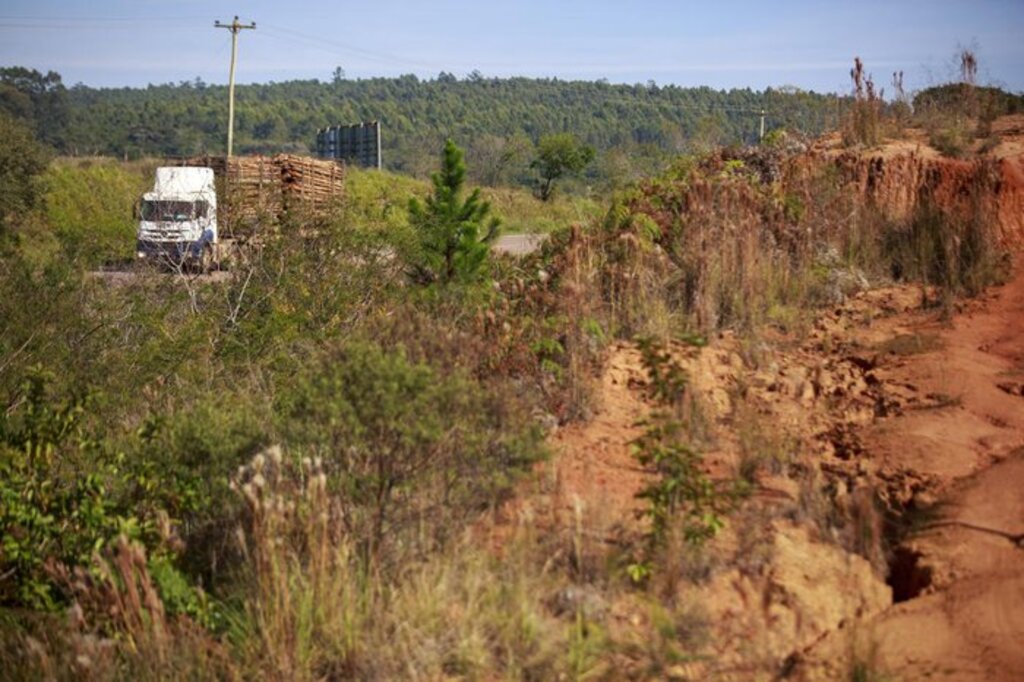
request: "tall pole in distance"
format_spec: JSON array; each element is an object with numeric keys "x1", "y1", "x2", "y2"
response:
[
  {"x1": 759, "y1": 108, "x2": 766, "y2": 142},
  {"x1": 214, "y1": 16, "x2": 256, "y2": 159}
]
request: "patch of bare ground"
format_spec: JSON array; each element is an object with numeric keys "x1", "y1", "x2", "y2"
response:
[{"x1": 794, "y1": 260, "x2": 1024, "y2": 681}]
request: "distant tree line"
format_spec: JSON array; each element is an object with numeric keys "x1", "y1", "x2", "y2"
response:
[{"x1": 3, "y1": 66, "x2": 849, "y2": 187}]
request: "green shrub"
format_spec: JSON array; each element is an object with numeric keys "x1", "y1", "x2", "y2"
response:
[
  {"x1": 278, "y1": 341, "x2": 544, "y2": 563},
  {"x1": 0, "y1": 371, "x2": 150, "y2": 609},
  {"x1": 928, "y1": 124, "x2": 970, "y2": 158},
  {"x1": 628, "y1": 339, "x2": 727, "y2": 583},
  {"x1": 342, "y1": 165, "x2": 421, "y2": 235}
]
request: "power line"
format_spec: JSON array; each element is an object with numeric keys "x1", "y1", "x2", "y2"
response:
[
  {"x1": 0, "y1": 15, "x2": 209, "y2": 22},
  {"x1": 259, "y1": 22, "x2": 443, "y2": 71},
  {"x1": 0, "y1": 17, "x2": 206, "y2": 29},
  {"x1": 0, "y1": 22, "x2": 195, "y2": 30}
]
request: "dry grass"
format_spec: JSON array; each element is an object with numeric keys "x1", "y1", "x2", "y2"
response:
[
  {"x1": 227, "y1": 448, "x2": 585, "y2": 680},
  {"x1": 7, "y1": 538, "x2": 235, "y2": 681}
]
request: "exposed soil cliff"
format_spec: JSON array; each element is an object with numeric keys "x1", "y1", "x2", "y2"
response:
[
  {"x1": 486, "y1": 116, "x2": 1024, "y2": 678},
  {"x1": 811, "y1": 114, "x2": 1024, "y2": 245}
]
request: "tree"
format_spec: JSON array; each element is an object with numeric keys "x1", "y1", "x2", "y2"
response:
[
  {"x1": 531, "y1": 133, "x2": 595, "y2": 201},
  {"x1": 0, "y1": 67, "x2": 68, "y2": 148},
  {"x1": 469, "y1": 133, "x2": 533, "y2": 187},
  {"x1": 31, "y1": 69, "x2": 842, "y2": 178},
  {"x1": 0, "y1": 112, "x2": 51, "y2": 240},
  {"x1": 408, "y1": 139, "x2": 500, "y2": 285}
]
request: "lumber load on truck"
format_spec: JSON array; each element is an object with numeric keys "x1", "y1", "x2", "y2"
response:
[{"x1": 182, "y1": 154, "x2": 345, "y2": 238}]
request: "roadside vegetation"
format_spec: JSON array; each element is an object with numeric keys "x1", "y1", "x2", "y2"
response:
[{"x1": 0, "y1": 54, "x2": 1016, "y2": 678}]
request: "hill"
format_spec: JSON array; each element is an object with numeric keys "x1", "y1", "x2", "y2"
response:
[{"x1": 53, "y1": 73, "x2": 841, "y2": 183}]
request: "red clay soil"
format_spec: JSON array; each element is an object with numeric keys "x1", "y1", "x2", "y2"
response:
[
  {"x1": 486, "y1": 262, "x2": 1024, "y2": 678},
  {"x1": 797, "y1": 260, "x2": 1024, "y2": 681},
  {"x1": 810, "y1": 114, "x2": 1024, "y2": 244},
  {"x1": 482, "y1": 122, "x2": 1024, "y2": 677},
  {"x1": 478, "y1": 342, "x2": 655, "y2": 553},
  {"x1": 543, "y1": 343, "x2": 652, "y2": 540}
]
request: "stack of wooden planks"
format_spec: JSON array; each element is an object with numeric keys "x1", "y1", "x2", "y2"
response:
[
  {"x1": 182, "y1": 154, "x2": 345, "y2": 236},
  {"x1": 278, "y1": 155, "x2": 345, "y2": 204}
]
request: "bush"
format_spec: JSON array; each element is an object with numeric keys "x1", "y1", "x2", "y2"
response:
[
  {"x1": 0, "y1": 372, "x2": 152, "y2": 609},
  {"x1": 278, "y1": 341, "x2": 544, "y2": 563},
  {"x1": 928, "y1": 124, "x2": 970, "y2": 158},
  {"x1": 628, "y1": 339, "x2": 727, "y2": 584},
  {"x1": 3, "y1": 538, "x2": 233, "y2": 681}
]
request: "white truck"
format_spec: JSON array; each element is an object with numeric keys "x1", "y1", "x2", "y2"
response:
[{"x1": 136, "y1": 166, "x2": 219, "y2": 271}]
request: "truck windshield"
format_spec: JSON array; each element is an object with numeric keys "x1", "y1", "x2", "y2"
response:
[{"x1": 140, "y1": 200, "x2": 209, "y2": 221}]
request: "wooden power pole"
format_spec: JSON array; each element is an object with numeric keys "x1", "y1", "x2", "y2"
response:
[{"x1": 214, "y1": 15, "x2": 256, "y2": 159}]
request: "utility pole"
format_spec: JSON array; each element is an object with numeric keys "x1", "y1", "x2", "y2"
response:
[
  {"x1": 214, "y1": 15, "x2": 256, "y2": 159},
  {"x1": 759, "y1": 108, "x2": 766, "y2": 142}
]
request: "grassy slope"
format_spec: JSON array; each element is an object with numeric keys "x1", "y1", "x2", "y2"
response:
[{"x1": 345, "y1": 165, "x2": 601, "y2": 235}]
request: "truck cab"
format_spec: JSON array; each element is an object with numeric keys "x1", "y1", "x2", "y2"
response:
[{"x1": 136, "y1": 167, "x2": 218, "y2": 271}]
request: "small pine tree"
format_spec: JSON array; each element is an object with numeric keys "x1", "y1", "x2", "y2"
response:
[{"x1": 408, "y1": 139, "x2": 500, "y2": 285}]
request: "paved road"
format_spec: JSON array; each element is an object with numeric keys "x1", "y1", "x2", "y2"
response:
[
  {"x1": 90, "y1": 233, "x2": 547, "y2": 284},
  {"x1": 493, "y1": 233, "x2": 546, "y2": 256}
]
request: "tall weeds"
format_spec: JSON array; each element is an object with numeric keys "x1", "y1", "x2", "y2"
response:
[
  {"x1": 884, "y1": 191, "x2": 1006, "y2": 308},
  {"x1": 6, "y1": 537, "x2": 234, "y2": 681},
  {"x1": 229, "y1": 447, "x2": 581, "y2": 680},
  {"x1": 594, "y1": 152, "x2": 844, "y2": 339},
  {"x1": 844, "y1": 58, "x2": 883, "y2": 147}
]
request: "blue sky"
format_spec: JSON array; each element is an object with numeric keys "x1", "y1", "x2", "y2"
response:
[{"x1": 1, "y1": 1, "x2": 1022, "y2": 93}]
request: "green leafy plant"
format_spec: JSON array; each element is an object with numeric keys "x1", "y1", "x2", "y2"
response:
[
  {"x1": 279, "y1": 341, "x2": 543, "y2": 563},
  {"x1": 0, "y1": 370, "x2": 149, "y2": 609},
  {"x1": 40, "y1": 159, "x2": 149, "y2": 265},
  {"x1": 628, "y1": 339, "x2": 725, "y2": 582},
  {"x1": 0, "y1": 111, "x2": 51, "y2": 240}
]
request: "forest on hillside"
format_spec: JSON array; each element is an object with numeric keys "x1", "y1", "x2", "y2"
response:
[{"x1": 2, "y1": 66, "x2": 846, "y2": 184}]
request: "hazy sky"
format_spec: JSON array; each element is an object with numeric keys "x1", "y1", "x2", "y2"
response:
[{"x1": 1, "y1": 0, "x2": 1022, "y2": 93}]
